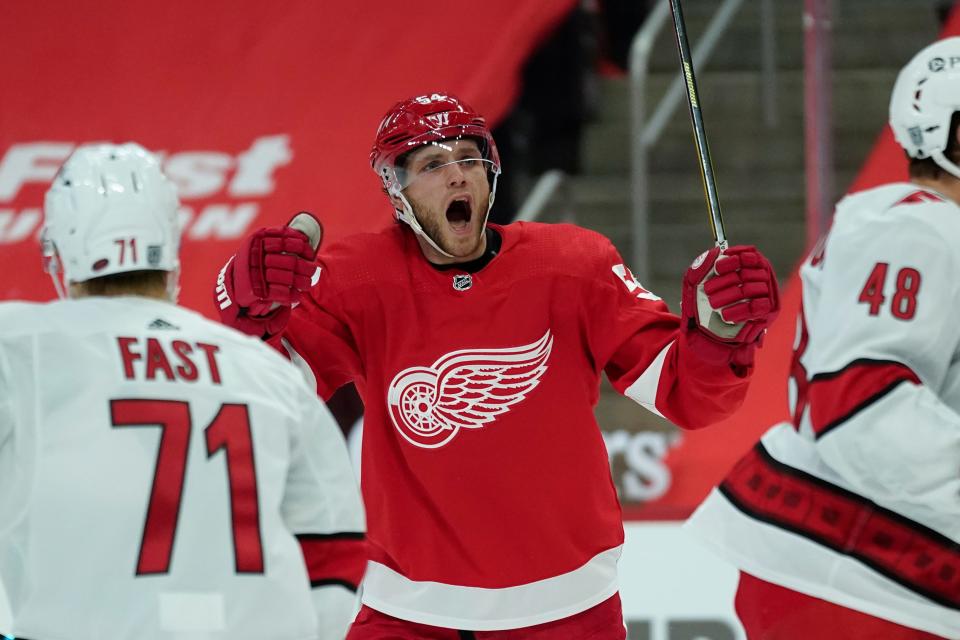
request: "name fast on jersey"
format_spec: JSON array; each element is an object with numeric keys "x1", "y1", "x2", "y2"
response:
[{"x1": 117, "y1": 336, "x2": 223, "y2": 384}]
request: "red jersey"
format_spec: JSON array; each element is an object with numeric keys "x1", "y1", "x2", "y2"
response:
[{"x1": 280, "y1": 221, "x2": 751, "y2": 630}]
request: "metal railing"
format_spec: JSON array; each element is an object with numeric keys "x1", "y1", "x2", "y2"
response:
[
  {"x1": 629, "y1": 0, "x2": 777, "y2": 281},
  {"x1": 516, "y1": 169, "x2": 566, "y2": 223}
]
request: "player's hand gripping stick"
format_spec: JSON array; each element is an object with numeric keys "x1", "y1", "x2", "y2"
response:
[{"x1": 681, "y1": 245, "x2": 780, "y2": 369}]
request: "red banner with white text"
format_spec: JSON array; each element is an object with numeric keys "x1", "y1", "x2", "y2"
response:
[{"x1": 0, "y1": 0, "x2": 574, "y2": 306}]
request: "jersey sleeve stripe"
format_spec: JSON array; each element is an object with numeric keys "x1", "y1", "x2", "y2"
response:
[
  {"x1": 297, "y1": 534, "x2": 367, "y2": 591},
  {"x1": 296, "y1": 531, "x2": 365, "y2": 541},
  {"x1": 281, "y1": 337, "x2": 318, "y2": 393},
  {"x1": 808, "y1": 359, "x2": 921, "y2": 439},
  {"x1": 719, "y1": 442, "x2": 960, "y2": 609},
  {"x1": 309, "y1": 578, "x2": 360, "y2": 592},
  {"x1": 622, "y1": 340, "x2": 673, "y2": 418}
]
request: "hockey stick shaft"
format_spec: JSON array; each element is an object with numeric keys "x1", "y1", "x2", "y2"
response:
[{"x1": 669, "y1": 0, "x2": 728, "y2": 250}]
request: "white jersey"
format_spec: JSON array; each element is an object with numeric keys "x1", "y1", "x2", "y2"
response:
[
  {"x1": 0, "y1": 297, "x2": 365, "y2": 640},
  {"x1": 686, "y1": 183, "x2": 960, "y2": 638}
]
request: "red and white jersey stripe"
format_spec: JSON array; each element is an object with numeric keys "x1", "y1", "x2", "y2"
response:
[{"x1": 687, "y1": 183, "x2": 960, "y2": 638}]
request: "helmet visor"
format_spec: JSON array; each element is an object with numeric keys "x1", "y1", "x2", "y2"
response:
[{"x1": 392, "y1": 138, "x2": 499, "y2": 191}]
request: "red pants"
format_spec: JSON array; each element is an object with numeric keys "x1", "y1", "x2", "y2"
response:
[
  {"x1": 735, "y1": 572, "x2": 947, "y2": 639},
  {"x1": 346, "y1": 593, "x2": 626, "y2": 640}
]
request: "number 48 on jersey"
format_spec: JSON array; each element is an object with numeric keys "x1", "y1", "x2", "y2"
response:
[{"x1": 857, "y1": 262, "x2": 922, "y2": 320}]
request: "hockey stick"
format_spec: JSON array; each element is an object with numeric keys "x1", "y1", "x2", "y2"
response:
[{"x1": 669, "y1": 0, "x2": 728, "y2": 250}]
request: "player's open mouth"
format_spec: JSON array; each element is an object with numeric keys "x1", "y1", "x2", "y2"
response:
[{"x1": 446, "y1": 198, "x2": 472, "y2": 233}]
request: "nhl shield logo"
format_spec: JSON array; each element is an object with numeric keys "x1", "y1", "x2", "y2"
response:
[{"x1": 452, "y1": 274, "x2": 472, "y2": 291}]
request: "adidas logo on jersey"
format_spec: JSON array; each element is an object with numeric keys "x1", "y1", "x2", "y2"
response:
[{"x1": 148, "y1": 318, "x2": 180, "y2": 330}]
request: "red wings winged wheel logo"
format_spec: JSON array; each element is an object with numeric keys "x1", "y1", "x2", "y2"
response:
[{"x1": 386, "y1": 331, "x2": 553, "y2": 449}]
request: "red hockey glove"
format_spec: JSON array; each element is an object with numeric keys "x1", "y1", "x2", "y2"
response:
[
  {"x1": 681, "y1": 245, "x2": 780, "y2": 368},
  {"x1": 214, "y1": 213, "x2": 322, "y2": 337}
]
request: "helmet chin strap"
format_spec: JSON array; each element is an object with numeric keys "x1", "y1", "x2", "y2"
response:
[
  {"x1": 393, "y1": 171, "x2": 499, "y2": 261},
  {"x1": 166, "y1": 268, "x2": 181, "y2": 303},
  {"x1": 48, "y1": 269, "x2": 68, "y2": 300},
  {"x1": 44, "y1": 253, "x2": 69, "y2": 300},
  {"x1": 932, "y1": 150, "x2": 960, "y2": 180},
  {"x1": 396, "y1": 191, "x2": 456, "y2": 259}
]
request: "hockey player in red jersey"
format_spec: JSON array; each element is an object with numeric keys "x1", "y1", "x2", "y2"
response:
[
  {"x1": 214, "y1": 92, "x2": 781, "y2": 638},
  {"x1": 0, "y1": 143, "x2": 365, "y2": 640},
  {"x1": 685, "y1": 38, "x2": 960, "y2": 640}
]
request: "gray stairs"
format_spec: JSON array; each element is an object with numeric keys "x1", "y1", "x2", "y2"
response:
[
  {"x1": 533, "y1": 1, "x2": 947, "y2": 452},
  {"x1": 577, "y1": 0, "x2": 945, "y2": 294}
]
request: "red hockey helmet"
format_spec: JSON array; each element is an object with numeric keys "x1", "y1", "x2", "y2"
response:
[{"x1": 370, "y1": 92, "x2": 501, "y2": 196}]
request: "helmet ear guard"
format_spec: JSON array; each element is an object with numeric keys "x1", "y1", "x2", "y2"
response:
[{"x1": 889, "y1": 37, "x2": 960, "y2": 178}]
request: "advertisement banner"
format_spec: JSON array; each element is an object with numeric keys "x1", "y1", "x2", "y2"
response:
[{"x1": 0, "y1": 0, "x2": 575, "y2": 309}]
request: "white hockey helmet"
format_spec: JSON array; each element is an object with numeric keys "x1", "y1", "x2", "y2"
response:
[
  {"x1": 42, "y1": 142, "x2": 181, "y2": 297},
  {"x1": 890, "y1": 37, "x2": 960, "y2": 178}
]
